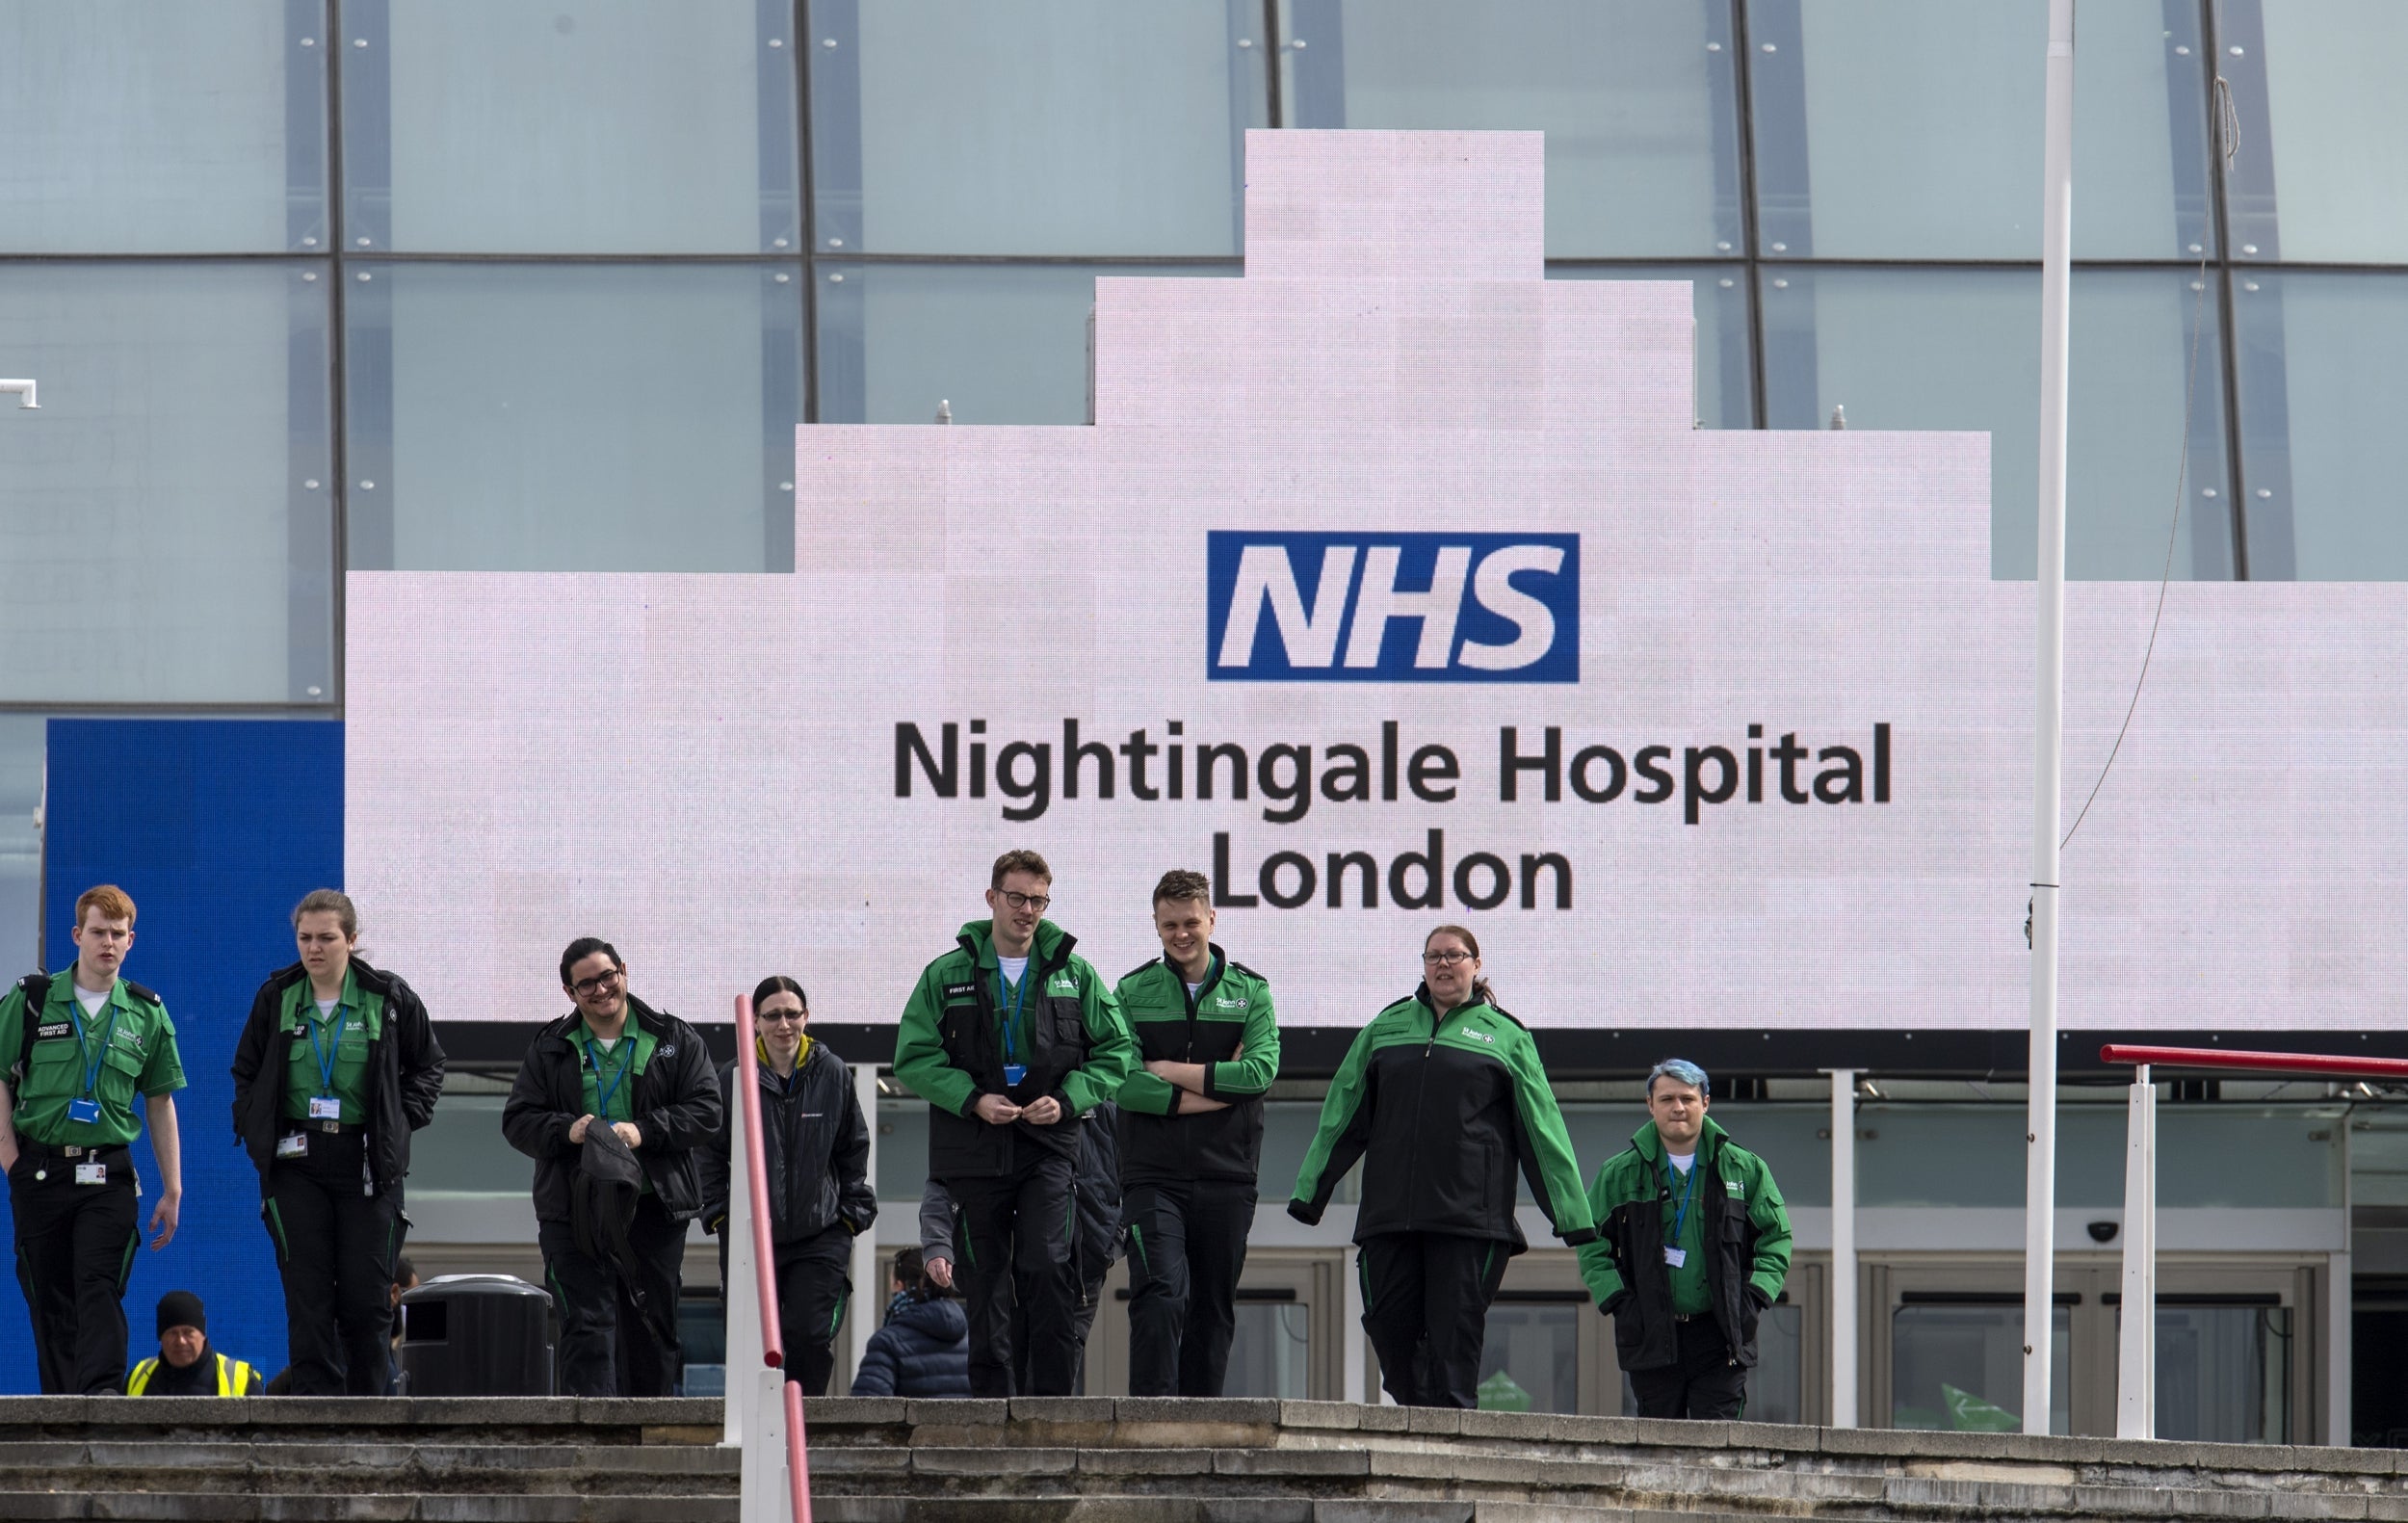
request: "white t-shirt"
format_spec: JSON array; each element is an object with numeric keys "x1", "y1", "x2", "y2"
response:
[
  {"x1": 998, "y1": 955, "x2": 1029, "y2": 988},
  {"x1": 73, "y1": 985, "x2": 108, "y2": 1017},
  {"x1": 1185, "y1": 981, "x2": 1203, "y2": 1001},
  {"x1": 315, "y1": 998, "x2": 339, "y2": 1019},
  {"x1": 593, "y1": 1035, "x2": 620, "y2": 1051},
  {"x1": 1667, "y1": 1151, "x2": 1696, "y2": 1174}
]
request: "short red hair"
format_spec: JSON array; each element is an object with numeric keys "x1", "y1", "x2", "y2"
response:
[{"x1": 75, "y1": 884, "x2": 136, "y2": 928}]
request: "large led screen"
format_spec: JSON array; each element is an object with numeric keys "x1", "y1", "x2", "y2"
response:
[{"x1": 347, "y1": 132, "x2": 2408, "y2": 1034}]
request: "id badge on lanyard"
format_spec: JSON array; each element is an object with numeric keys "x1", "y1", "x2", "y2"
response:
[
  {"x1": 67, "y1": 1005, "x2": 121, "y2": 1127},
  {"x1": 308, "y1": 1006, "x2": 350, "y2": 1122},
  {"x1": 998, "y1": 964, "x2": 1031, "y2": 1089},
  {"x1": 1663, "y1": 1162, "x2": 1698, "y2": 1268}
]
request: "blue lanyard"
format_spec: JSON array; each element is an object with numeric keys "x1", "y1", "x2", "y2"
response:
[
  {"x1": 995, "y1": 962, "x2": 1033, "y2": 1063},
  {"x1": 586, "y1": 1037, "x2": 637, "y2": 1116},
  {"x1": 306, "y1": 1004, "x2": 350, "y2": 1095},
  {"x1": 1665, "y1": 1157, "x2": 1700, "y2": 1245},
  {"x1": 72, "y1": 1001, "x2": 122, "y2": 1100}
]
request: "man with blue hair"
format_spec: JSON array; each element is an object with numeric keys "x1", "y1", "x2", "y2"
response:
[{"x1": 1576, "y1": 1058, "x2": 1793, "y2": 1420}]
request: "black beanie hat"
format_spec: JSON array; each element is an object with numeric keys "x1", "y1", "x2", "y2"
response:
[{"x1": 156, "y1": 1290, "x2": 206, "y2": 1338}]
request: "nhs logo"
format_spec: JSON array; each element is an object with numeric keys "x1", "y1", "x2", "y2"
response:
[{"x1": 1206, "y1": 532, "x2": 1579, "y2": 683}]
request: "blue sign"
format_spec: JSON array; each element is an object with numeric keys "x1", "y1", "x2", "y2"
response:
[{"x1": 1207, "y1": 532, "x2": 1580, "y2": 683}]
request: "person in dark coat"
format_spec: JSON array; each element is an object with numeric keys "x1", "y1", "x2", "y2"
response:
[
  {"x1": 229, "y1": 889, "x2": 445, "y2": 1396},
  {"x1": 502, "y1": 937, "x2": 722, "y2": 1398},
  {"x1": 850, "y1": 1247, "x2": 970, "y2": 1398},
  {"x1": 699, "y1": 974, "x2": 876, "y2": 1394}
]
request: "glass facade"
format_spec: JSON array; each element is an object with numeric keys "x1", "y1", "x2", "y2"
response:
[{"x1": 7, "y1": 0, "x2": 2405, "y2": 746}]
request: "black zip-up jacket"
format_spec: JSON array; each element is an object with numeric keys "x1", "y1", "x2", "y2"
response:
[
  {"x1": 1112, "y1": 950, "x2": 1279, "y2": 1186},
  {"x1": 229, "y1": 958, "x2": 445, "y2": 1196},
  {"x1": 698, "y1": 1039, "x2": 877, "y2": 1247},
  {"x1": 1290, "y1": 988, "x2": 1595, "y2": 1250},
  {"x1": 501, "y1": 996, "x2": 722, "y2": 1225}
]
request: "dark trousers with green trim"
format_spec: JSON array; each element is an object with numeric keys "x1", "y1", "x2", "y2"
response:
[
  {"x1": 1124, "y1": 1178, "x2": 1256, "y2": 1397},
  {"x1": 946, "y1": 1152, "x2": 1078, "y2": 1397},
  {"x1": 7, "y1": 1149, "x2": 139, "y2": 1395},
  {"x1": 1628, "y1": 1315, "x2": 1749, "y2": 1419},
  {"x1": 771, "y1": 1222, "x2": 852, "y2": 1395},
  {"x1": 540, "y1": 1195, "x2": 687, "y2": 1397},
  {"x1": 1360, "y1": 1231, "x2": 1511, "y2": 1408},
  {"x1": 263, "y1": 1128, "x2": 405, "y2": 1396}
]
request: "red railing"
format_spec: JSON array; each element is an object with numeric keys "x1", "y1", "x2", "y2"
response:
[
  {"x1": 2098, "y1": 1043, "x2": 2408, "y2": 1081},
  {"x1": 735, "y1": 994, "x2": 812, "y2": 1523}
]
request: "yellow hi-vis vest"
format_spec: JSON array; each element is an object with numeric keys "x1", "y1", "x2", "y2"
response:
[{"x1": 126, "y1": 1351, "x2": 258, "y2": 1396}]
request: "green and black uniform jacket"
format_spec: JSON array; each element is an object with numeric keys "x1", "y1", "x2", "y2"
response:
[
  {"x1": 1288, "y1": 987, "x2": 1595, "y2": 1250},
  {"x1": 1575, "y1": 1116, "x2": 1793, "y2": 1372},
  {"x1": 501, "y1": 995, "x2": 723, "y2": 1224},
  {"x1": 1112, "y1": 947, "x2": 1279, "y2": 1187},
  {"x1": 1, "y1": 972, "x2": 186, "y2": 1150},
  {"x1": 893, "y1": 919, "x2": 1136, "y2": 1179},
  {"x1": 229, "y1": 958, "x2": 446, "y2": 1196}
]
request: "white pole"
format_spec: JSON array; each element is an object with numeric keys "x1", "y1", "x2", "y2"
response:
[
  {"x1": 1826, "y1": 1068, "x2": 1859, "y2": 1428},
  {"x1": 2329, "y1": 1111, "x2": 2352, "y2": 1445},
  {"x1": 722, "y1": 1077, "x2": 765, "y2": 1447},
  {"x1": 738, "y1": 1365, "x2": 792, "y2": 1523},
  {"x1": 1341, "y1": 1244, "x2": 1368, "y2": 1405},
  {"x1": 0, "y1": 379, "x2": 37, "y2": 408},
  {"x1": 849, "y1": 1063, "x2": 880, "y2": 1379},
  {"x1": 2115, "y1": 1064, "x2": 2156, "y2": 1438},
  {"x1": 2025, "y1": 0, "x2": 2076, "y2": 1440}
]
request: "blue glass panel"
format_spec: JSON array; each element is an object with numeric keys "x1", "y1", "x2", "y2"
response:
[
  {"x1": 344, "y1": 262, "x2": 803, "y2": 572},
  {"x1": 1283, "y1": 0, "x2": 1743, "y2": 258},
  {"x1": 0, "y1": 0, "x2": 327, "y2": 253},
  {"x1": 0, "y1": 262, "x2": 334, "y2": 702},
  {"x1": 810, "y1": 0, "x2": 1264, "y2": 255},
  {"x1": 1760, "y1": 265, "x2": 2235, "y2": 581},
  {"x1": 340, "y1": 0, "x2": 798, "y2": 254},
  {"x1": 2231, "y1": 271, "x2": 2408, "y2": 579},
  {"x1": 1748, "y1": 0, "x2": 2218, "y2": 260}
]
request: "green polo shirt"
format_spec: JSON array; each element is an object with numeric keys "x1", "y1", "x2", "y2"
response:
[
  {"x1": 574, "y1": 1016, "x2": 656, "y2": 1125},
  {"x1": 280, "y1": 969, "x2": 382, "y2": 1124},
  {"x1": 0, "y1": 973, "x2": 186, "y2": 1148},
  {"x1": 575, "y1": 1015, "x2": 656, "y2": 1195},
  {"x1": 1662, "y1": 1154, "x2": 1713, "y2": 1316}
]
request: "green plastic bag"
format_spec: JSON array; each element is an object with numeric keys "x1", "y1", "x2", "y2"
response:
[{"x1": 1477, "y1": 1368, "x2": 1532, "y2": 1411}]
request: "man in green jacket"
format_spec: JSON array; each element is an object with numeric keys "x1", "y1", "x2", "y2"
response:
[
  {"x1": 1577, "y1": 1058, "x2": 1792, "y2": 1419},
  {"x1": 894, "y1": 849, "x2": 1136, "y2": 1396},
  {"x1": 1113, "y1": 868, "x2": 1279, "y2": 1397}
]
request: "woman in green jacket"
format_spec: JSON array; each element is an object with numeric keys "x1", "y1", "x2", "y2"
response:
[{"x1": 1289, "y1": 925, "x2": 1595, "y2": 1406}]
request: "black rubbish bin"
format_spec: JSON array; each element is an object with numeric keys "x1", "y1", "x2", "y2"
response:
[{"x1": 398, "y1": 1274, "x2": 555, "y2": 1395}]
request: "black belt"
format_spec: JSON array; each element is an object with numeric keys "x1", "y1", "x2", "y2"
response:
[
  {"x1": 286, "y1": 1119, "x2": 361, "y2": 1136},
  {"x1": 20, "y1": 1140, "x2": 129, "y2": 1163}
]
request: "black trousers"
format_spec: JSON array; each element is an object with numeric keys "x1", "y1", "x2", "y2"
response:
[
  {"x1": 1124, "y1": 1177, "x2": 1256, "y2": 1397},
  {"x1": 263, "y1": 1128, "x2": 405, "y2": 1396},
  {"x1": 7, "y1": 1147, "x2": 140, "y2": 1395},
  {"x1": 772, "y1": 1223, "x2": 852, "y2": 1396},
  {"x1": 1010, "y1": 1270, "x2": 1105, "y2": 1396},
  {"x1": 539, "y1": 1195, "x2": 687, "y2": 1397},
  {"x1": 1628, "y1": 1315, "x2": 1749, "y2": 1420},
  {"x1": 1360, "y1": 1231, "x2": 1510, "y2": 1409},
  {"x1": 945, "y1": 1151, "x2": 1078, "y2": 1398}
]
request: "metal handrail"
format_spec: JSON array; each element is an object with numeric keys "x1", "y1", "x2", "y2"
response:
[
  {"x1": 2099, "y1": 1042, "x2": 2408, "y2": 1080},
  {"x1": 734, "y1": 994, "x2": 812, "y2": 1521}
]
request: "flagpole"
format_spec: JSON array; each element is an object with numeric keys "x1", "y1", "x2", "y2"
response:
[{"x1": 2025, "y1": 0, "x2": 2076, "y2": 1438}]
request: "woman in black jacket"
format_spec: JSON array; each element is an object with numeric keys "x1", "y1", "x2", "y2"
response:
[
  {"x1": 701, "y1": 975, "x2": 876, "y2": 1394},
  {"x1": 228, "y1": 889, "x2": 445, "y2": 1396},
  {"x1": 851, "y1": 1247, "x2": 971, "y2": 1397}
]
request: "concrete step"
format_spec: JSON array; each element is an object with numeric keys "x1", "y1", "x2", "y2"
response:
[
  {"x1": 0, "y1": 1438, "x2": 739, "y2": 1494},
  {"x1": 0, "y1": 1496, "x2": 737, "y2": 1522}
]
